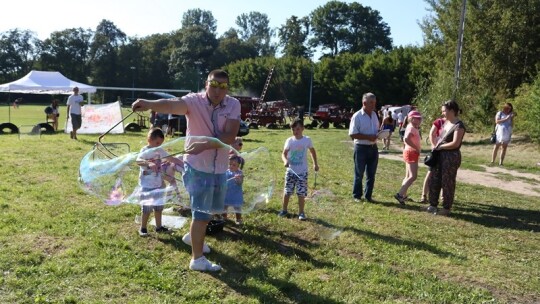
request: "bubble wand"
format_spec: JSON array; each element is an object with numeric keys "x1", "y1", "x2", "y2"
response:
[{"x1": 96, "y1": 111, "x2": 137, "y2": 159}]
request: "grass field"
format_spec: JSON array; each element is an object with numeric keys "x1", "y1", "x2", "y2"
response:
[{"x1": 1, "y1": 105, "x2": 539, "y2": 303}]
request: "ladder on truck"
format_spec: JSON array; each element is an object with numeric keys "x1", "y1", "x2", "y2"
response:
[{"x1": 259, "y1": 66, "x2": 275, "y2": 102}]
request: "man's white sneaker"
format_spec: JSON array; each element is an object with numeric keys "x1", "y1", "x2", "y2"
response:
[
  {"x1": 189, "y1": 256, "x2": 222, "y2": 272},
  {"x1": 182, "y1": 233, "x2": 211, "y2": 253}
]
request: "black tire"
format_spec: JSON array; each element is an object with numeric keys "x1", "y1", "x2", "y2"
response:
[
  {"x1": 248, "y1": 122, "x2": 259, "y2": 129},
  {"x1": 35, "y1": 123, "x2": 55, "y2": 134},
  {"x1": 333, "y1": 121, "x2": 343, "y2": 129},
  {"x1": 320, "y1": 121, "x2": 330, "y2": 129},
  {"x1": 0, "y1": 123, "x2": 19, "y2": 134},
  {"x1": 266, "y1": 123, "x2": 277, "y2": 129},
  {"x1": 125, "y1": 122, "x2": 142, "y2": 132},
  {"x1": 310, "y1": 120, "x2": 318, "y2": 128}
]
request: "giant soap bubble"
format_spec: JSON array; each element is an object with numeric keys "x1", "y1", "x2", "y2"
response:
[{"x1": 79, "y1": 136, "x2": 275, "y2": 214}]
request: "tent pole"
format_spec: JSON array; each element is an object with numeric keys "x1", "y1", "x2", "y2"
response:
[{"x1": 8, "y1": 92, "x2": 11, "y2": 123}]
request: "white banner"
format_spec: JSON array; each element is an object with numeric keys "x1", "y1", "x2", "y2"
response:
[{"x1": 65, "y1": 101, "x2": 124, "y2": 134}]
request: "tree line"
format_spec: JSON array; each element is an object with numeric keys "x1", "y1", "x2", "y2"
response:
[{"x1": 1, "y1": 0, "x2": 540, "y2": 140}]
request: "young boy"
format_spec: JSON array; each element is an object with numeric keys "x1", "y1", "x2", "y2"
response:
[
  {"x1": 136, "y1": 128, "x2": 181, "y2": 236},
  {"x1": 278, "y1": 118, "x2": 319, "y2": 220}
]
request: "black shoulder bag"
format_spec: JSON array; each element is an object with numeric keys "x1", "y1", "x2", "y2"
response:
[{"x1": 424, "y1": 123, "x2": 460, "y2": 167}]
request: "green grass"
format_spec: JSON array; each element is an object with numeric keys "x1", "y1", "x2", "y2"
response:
[{"x1": 0, "y1": 106, "x2": 539, "y2": 303}]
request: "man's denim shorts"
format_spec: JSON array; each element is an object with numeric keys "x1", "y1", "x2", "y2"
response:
[{"x1": 183, "y1": 164, "x2": 226, "y2": 221}]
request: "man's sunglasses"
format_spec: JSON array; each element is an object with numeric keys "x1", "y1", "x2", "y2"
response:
[{"x1": 208, "y1": 80, "x2": 229, "y2": 89}]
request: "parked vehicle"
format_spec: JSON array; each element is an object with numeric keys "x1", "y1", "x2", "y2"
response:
[
  {"x1": 310, "y1": 103, "x2": 353, "y2": 129},
  {"x1": 125, "y1": 92, "x2": 186, "y2": 135}
]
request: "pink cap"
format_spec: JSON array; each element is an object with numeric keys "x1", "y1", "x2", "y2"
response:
[{"x1": 408, "y1": 110, "x2": 422, "y2": 119}]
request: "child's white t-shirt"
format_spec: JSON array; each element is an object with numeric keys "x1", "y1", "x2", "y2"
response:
[
  {"x1": 137, "y1": 145, "x2": 169, "y2": 189},
  {"x1": 284, "y1": 136, "x2": 313, "y2": 175}
]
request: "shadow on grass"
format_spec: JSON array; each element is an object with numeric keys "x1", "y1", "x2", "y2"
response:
[
  {"x1": 377, "y1": 198, "x2": 540, "y2": 232},
  {"x1": 209, "y1": 252, "x2": 342, "y2": 304},
  {"x1": 311, "y1": 216, "x2": 459, "y2": 259},
  {"x1": 453, "y1": 201, "x2": 540, "y2": 232},
  {"x1": 158, "y1": 218, "x2": 340, "y2": 303}
]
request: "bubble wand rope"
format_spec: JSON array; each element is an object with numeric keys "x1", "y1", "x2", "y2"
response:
[{"x1": 97, "y1": 111, "x2": 137, "y2": 159}]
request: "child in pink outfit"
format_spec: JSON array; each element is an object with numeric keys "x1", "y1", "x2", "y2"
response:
[{"x1": 394, "y1": 111, "x2": 422, "y2": 205}]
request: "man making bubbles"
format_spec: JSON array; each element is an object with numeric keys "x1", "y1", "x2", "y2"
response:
[{"x1": 132, "y1": 69, "x2": 240, "y2": 272}]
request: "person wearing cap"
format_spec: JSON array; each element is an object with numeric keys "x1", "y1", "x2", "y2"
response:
[
  {"x1": 394, "y1": 110, "x2": 423, "y2": 205},
  {"x1": 349, "y1": 92, "x2": 380, "y2": 202}
]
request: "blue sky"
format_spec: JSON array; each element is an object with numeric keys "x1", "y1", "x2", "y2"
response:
[{"x1": 1, "y1": 0, "x2": 429, "y2": 47}]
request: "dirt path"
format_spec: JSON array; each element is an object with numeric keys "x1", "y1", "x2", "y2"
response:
[
  {"x1": 378, "y1": 151, "x2": 540, "y2": 197},
  {"x1": 344, "y1": 140, "x2": 540, "y2": 197}
]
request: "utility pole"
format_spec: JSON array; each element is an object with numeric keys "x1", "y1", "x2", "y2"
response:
[
  {"x1": 130, "y1": 66, "x2": 136, "y2": 100},
  {"x1": 308, "y1": 64, "x2": 313, "y2": 117},
  {"x1": 454, "y1": 0, "x2": 467, "y2": 98}
]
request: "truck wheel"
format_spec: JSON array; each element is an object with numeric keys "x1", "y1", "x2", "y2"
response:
[
  {"x1": 333, "y1": 122, "x2": 343, "y2": 129},
  {"x1": 319, "y1": 121, "x2": 330, "y2": 129}
]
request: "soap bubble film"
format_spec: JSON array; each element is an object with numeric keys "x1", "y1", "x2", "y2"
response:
[{"x1": 79, "y1": 136, "x2": 275, "y2": 215}]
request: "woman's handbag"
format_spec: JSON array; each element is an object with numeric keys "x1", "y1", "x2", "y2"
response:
[
  {"x1": 490, "y1": 124, "x2": 497, "y2": 144},
  {"x1": 423, "y1": 122, "x2": 460, "y2": 167},
  {"x1": 423, "y1": 150, "x2": 439, "y2": 167},
  {"x1": 490, "y1": 132, "x2": 496, "y2": 144}
]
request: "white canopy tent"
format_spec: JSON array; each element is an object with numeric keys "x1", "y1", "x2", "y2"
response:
[{"x1": 0, "y1": 70, "x2": 96, "y2": 95}]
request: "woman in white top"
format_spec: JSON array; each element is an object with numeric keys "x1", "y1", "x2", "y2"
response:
[{"x1": 491, "y1": 103, "x2": 515, "y2": 166}]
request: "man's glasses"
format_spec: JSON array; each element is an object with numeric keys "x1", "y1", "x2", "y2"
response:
[{"x1": 208, "y1": 80, "x2": 229, "y2": 89}]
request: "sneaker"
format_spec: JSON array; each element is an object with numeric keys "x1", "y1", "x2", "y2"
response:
[
  {"x1": 298, "y1": 212, "x2": 307, "y2": 221},
  {"x1": 394, "y1": 193, "x2": 406, "y2": 205},
  {"x1": 437, "y1": 208, "x2": 451, "y2": 216},
  {"x1": 155, "y1": 226, "x2": 170, "y2": 233},
  {"x1": 418, "y1": 196, "x2": 427, "y2": 204},
  {"x1": 139, "y1": 228, "x2": 148, "y2": 237},
  {"x1": 235, "y1": 219, "x2": 243, "y2": 226},
  {"x1": 189, "y1": 256, "x2": 222, "y2": 272},
  {"x1": 182, "y1": 233, "x2": 211, "y2": 254},
  {"x1": 277, "y1": 210, "x2": 288, "y2": 217},
  {"x1": 426, "y1": 206, "x2": 437, "y2": 214}
]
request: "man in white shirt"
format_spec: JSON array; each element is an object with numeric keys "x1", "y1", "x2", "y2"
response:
[
  {"x1": 66, "y1": 87, "x2": 84, "y2": 139},
  {"x1": 348, "y1": 92, "x2": 380, "y2": 202}
]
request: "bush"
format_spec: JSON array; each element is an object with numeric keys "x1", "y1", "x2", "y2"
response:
[{"x1": 511, "y1": 77, "x2": 540, "y2": 143}]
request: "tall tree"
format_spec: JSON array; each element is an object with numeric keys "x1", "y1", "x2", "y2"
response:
[
  {"x1": 210, "y1": 29, "x2": 258, "y2": 69},
  {"x1": 89, "y1": 19, "x2": 127, "y2": 87},
  {"x1": 278, "y1": 16, "x2": 312, "y2": 58},
  {"x1": 345, "y1": 2, "x2": 392, "y2": 53},
  {"x1": 39, "y1": 28, "x2": 93, "y2": 82},
  {"x1": 136, "y1": 33, "x2": 176, "y2": 89},
  {"x1": 181, "y1": 8, "x2": 218, "y2": 34},
  {"x1": 168, "y1": 26, "x2": 218, "y2": 91},
  {"x1": 310, "y1": 1, "x2": 392, "y2": 56},
  {"x1": 0, "y1": 29, "x2": 39, "y2": 81},
  {"x1": 420, "y1": 0, "x2": 540, "y2": 129},
  {"x1": 236, "y1": 12, "x2": 276, "y2": 56}
]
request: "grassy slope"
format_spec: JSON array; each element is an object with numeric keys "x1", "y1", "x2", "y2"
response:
[{"x1": 0, "y1": 106, "x2": 539, "y2": 303}]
